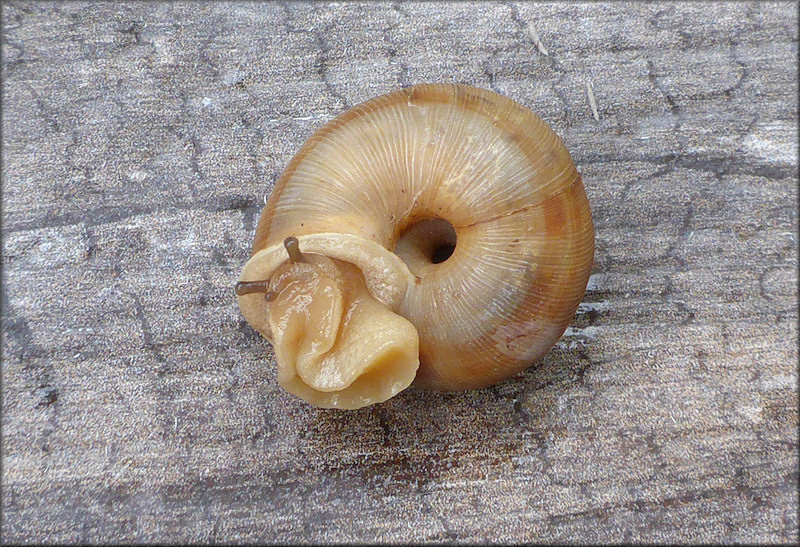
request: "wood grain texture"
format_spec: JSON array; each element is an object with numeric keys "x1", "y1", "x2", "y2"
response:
[{"x1": 2, "y1": 1, "x2": 797, "y2": 543}]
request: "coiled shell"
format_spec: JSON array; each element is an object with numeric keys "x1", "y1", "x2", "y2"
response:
[{"x1": 242, "y1": 83, "x2": 594, "y2": 395}]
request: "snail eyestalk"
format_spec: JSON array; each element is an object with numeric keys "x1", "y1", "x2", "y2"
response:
[
  {"x1": 284, "y1": 236, "x2": 304, "y2": 263},
  {"x1": 235, "y1": 280, "x2": 269, "y2": 296},
  {"x1": 235, "y1": 280, "x2": 277, "y2": 302},
  {"x1": 235, "y1": 237, "x2": 305, "y2": 303}
]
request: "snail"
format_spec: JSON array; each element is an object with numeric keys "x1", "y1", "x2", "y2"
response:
[{"x1": 236, "y1": 83, "x2": 594, "y2": 409}]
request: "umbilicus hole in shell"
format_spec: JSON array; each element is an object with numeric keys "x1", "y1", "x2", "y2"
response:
[{"x1": 393, "y1": 218, "x2": 457, "y2": 275}]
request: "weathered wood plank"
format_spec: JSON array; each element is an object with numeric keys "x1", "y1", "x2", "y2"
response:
[{"x1": 2, "y1": 1, "x2": 797, "y2": 543}]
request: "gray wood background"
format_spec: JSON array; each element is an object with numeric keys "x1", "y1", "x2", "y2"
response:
[{"x1": 2, "y1": 1, "x2": 798, "y2": 543}]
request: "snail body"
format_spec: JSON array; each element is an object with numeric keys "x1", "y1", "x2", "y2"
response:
[{"x1": 238, "y1": 83, "x2": 594, "y2": 409}]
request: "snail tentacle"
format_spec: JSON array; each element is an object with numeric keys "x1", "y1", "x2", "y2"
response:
[
  {"x1": 235, "y1": 236, "x2": 307, "y2": 298},
  {"x1": 234, "y1": 281, "x2": 277, "y2": 303},
  {"x1": 283, "y1": 236, "x2": 304, "y2": 263},
  {"x1": 235, "y1": 280, "x2": 270, "y2": 296}
]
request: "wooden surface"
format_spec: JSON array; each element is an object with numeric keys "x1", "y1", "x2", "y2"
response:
[{"x1": 2, "y1": 1, "x2": 798, "y2": 543}]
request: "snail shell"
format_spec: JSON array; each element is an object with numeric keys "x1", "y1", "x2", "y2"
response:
[{"x1": 238, "y1": 83, "x2": 594, "y2": 409}]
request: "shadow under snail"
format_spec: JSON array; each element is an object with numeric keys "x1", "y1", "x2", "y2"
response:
[{"x1": 236, "y1": 83, "x2": 594, "y2": 409}]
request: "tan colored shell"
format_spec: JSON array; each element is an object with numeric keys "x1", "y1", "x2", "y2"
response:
[{"x1": 238, "y1": 83, "x2": 594, "y2": 406}]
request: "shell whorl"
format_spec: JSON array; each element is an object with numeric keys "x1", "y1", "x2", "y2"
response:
[{"x1": 250, "y1": 83, "x2": 594, "y2": 391}]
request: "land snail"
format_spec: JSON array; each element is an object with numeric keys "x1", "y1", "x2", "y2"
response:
[{"x1": 236, "y1": 83, "x2": 594, "y2": 409}]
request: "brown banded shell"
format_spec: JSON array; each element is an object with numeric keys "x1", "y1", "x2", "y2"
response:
[{"x1": 237, "y1": 83, "x2": 594, "y2": 409}]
